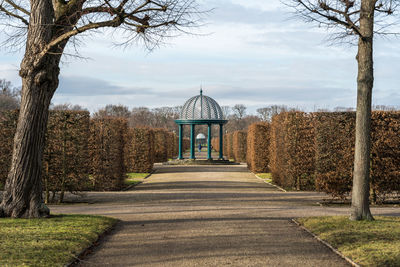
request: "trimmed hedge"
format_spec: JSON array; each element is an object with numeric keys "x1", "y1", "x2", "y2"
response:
[
  {"x1": 153, "y1": 128, "x2": 168, "y2": 163},
  {"x1": 0, "y1": 110, "x2": 180, "y2": 194},
  {"x1": 227, "y1": 133, "x2": 234, "y2": 160},
  {"x1": 233, "y1": 131, "x2": 247, "y2": 163},
  {"x1": 166, "y1": 131, "x2": 174, "y2": 159},
  {"x1": 0, "y1": 110, "x2": 91, "y2": 202},
  {"x1": 314, "y1": 111, "x2": 400, "y2": 201},
  {"x1": 314, "y1": 112, "x2": 355, "y2": 198},
  {"x1": 246, "y1": 122, "x2": 270, "y2": 173},
  {"x1": 174, "y1": 135, "x2": 179, "y2": 158},
  {"x1": 0, "y1": 110, "x2": 19, "y2": 188},
  {"x1": 211, "y1": 137, "x2": 220, "y2": 152},
  {"x1": 223, "y1": 134, "x2": 228, "y2": 159},
  {"x1": 43, "y1": 111, "x2": 91, "y2": 202},
  {"x1": 183, "y1": 138, "x2": 190, "y2": 153},
  {"x1": 370, "y1": 111, "x2": 400, "y2": 202},
  {"x1": 270, "y1": 112, "x2": 315, "y2": 190},
  {"x1": 89, "y1": 118, "x2": 127, "y2": 191},
  {"x1": 124, "y1": 127, "x2": 155, "y2": 173}
]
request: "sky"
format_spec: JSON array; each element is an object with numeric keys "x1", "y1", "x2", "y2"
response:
[{"x1": 0, "y1": 0, "x2": 399, "y2": 114}]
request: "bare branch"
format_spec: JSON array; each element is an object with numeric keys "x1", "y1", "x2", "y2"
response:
[
  {"x1": 4, "y1": 0, "x2": 29, "y2": 15},
  {"x1": 0, "y1": 4, "x2": 28, "y2": 25},
  {"x1": 0, "y1": 0, "x2": 205, "y2": 57},
  {"x1": 285, "y1": 0, "x2": 398, "y2": 42},
  {"x1": 39, "y1": 16, "x2": 123, "y2": 59}
]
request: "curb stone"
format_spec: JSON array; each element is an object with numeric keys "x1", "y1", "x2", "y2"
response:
[
  {"x1": 254, "y1": 174, "x2": 287, "y2": 192},
  {"x1": 291, "y1": 219, "x2": 360, "y2": 267}
]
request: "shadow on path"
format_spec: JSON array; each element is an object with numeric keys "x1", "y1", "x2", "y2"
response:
[{"x1": 53, "y1": 164, "x2": 355, "y2": 267}]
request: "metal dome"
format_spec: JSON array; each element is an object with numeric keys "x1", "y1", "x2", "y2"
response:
[
  {"x1": 180, "y1": 89, "x2": 224, "y2": 120},
  {"x1": 196, "y1": 133, "x2": 206, "y2": 140}
]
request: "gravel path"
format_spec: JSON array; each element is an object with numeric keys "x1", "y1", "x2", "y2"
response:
[{"x1": 50, "y1": 164, "x2": 399, "y2": 267}]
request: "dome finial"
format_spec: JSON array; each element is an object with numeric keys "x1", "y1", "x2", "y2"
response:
[{"x1": 200, "y1": 84, "x2": 203, "y2": 96}]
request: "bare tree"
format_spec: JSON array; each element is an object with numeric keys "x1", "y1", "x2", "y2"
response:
[
  {"x1": 232, "y1": 104, "x2": 246, "y2": 120},
  {"x1": 152, "y1": 106, "x2": 180, "y2": 131},
  {"x1": 221, "y1": 106, "x2": 231, "y2": 118},
  {"x1": 287, "y1": 0, "x2": 398, "y2": 220},
  {"x1": 51, "y1": 103, "x2": 86, "y2": 111},
  {"x1": 0, "y1": 79, "x2": 20, "y2": 110},
  {"x1": 129, "y1": 107, "x2": 155, "y2": 127},
  {"x1": 257, "y1": 105, "x2": 287, "y2": 121},
  {"x1": 334, "y1": 106, "x2": 355, "y2": 112},
  {"x1": 94, "y1": 104, "x2": 131, "y2": 118},
  {"x1": 224, "y1": 114, "x2": 261, "y2": 133},
  {"x1": 373, "y1": 105, "x2": 397, "y2": 111},
  {"x1": 229, "y1": 104, "x2": 246, "y2": 130},
  {"x1": 0, "y1": 0, "x2": 203, "y2": 218}
]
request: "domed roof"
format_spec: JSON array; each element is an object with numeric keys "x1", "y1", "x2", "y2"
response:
[
  {"x1": 180, "y1": 89, "x2": 224, "y2": 120},
  {"x1": 196, "y1": 133, "x2": 206, "y2": 139}
]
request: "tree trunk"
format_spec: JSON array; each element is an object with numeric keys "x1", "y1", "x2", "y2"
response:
[
  {"x1": 350, "y1": 0, "x2": 375, "y2": 221},
  {"x1": 0, "y1": 0, "x2": 63, "y2": 218}
]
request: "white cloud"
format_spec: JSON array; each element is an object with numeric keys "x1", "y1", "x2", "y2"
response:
[{"x1": 1, "y1": 0, "x2": 399, "y2": 113}]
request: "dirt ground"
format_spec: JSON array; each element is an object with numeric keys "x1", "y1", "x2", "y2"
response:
[{"x1": 49, "y1": 164, "x2": 399, "y2": 266}]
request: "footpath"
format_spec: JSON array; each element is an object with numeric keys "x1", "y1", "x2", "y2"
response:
[{"x1": 51, "y1": 163, "x2": 398, "y2": 266}]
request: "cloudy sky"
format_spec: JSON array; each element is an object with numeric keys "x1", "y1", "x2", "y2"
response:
[{"x1": 1, "y1": 0, "x2": 399, "y2": 113}]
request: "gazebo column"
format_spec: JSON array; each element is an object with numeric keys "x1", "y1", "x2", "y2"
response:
[
  {"x1": 207, "y1": 124, "x2": 212, "y2": 160},
  {"x1": 190, "y1": 124, "x2": 196, "y2": 159},
  {"x1": 178, "y1": 124, "x2": 183, "y2": 159},
  {"x1": 219, "y1": 124, "x2": 224, "y2": 160}
]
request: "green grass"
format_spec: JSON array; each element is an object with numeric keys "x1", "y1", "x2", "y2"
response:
[
  {"x1": 125, "y1": 173, "x2": 149, "y2": 186},
  {"x1": 256, "y1": 173, "x2": 272, "y2": 183},
  {"x1": 298, "y1": 216, "x2": 400, "y2": 267},
  {"x1": 0, "y1": 214, "x2": 117, "y2": 266}
]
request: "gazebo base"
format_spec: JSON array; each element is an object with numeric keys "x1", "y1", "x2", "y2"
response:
[{"x1": 163, "y1": 159, "x2": 240, "y2": 165}]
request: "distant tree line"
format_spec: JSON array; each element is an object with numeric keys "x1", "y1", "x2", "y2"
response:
[
  {"x1": 1, "y1": 78, "x2": 398, "y2": 136},
  {"x1": 0, "y1": 79, "x2": 20, "y2": 111}
]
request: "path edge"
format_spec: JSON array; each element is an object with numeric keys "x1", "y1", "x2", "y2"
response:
[
  {"x1": 67, "y1": 219, "x2": 120, "y2": 267},
  {"x1": 254, "y1": 174, "x2": 287, "y2": 192},
  {"x1": 291, "y1": 219, "x2": 360, "y2": 267},
  {"x1": 122, "y1": 171, "x2": 154, "y2": 191}
]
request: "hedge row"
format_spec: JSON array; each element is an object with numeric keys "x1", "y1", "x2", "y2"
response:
[
  {"x1": 260, "y1": 111, "x2": 400, "y2": 201},
  {"x1": 211, "y1": 137, "x2": 220, "y2": 153},
  {"x1": 182, "y1": 138, "x2": 190, "y2": 153},
  {"x1": 314, "y1": 112, "x2": 355, "y2": 197},
  {"x1": 0, "y1": 110, "x2": 19, "y2": 188},
  {"x1": 152, "y1": 128, "x2": 179, "y2": 162},
  {"x1": 270, "y1": 112, "x2": 315, "y2": 190},
  {"x1": 223, "y1": 135, "x2": 228, "y2": 159},
  {"x1": 233, "y1": 131, "x2": 247, "y2": 163},
  {"x1": 0, "y1": 110, "x2": 92, "y2": 202},
  {"x1": 227, "y1": 133, "x2": 234, "y2": 160},
  {"x1": 89, "y1": 118, "x2": 128, "y2": 191},
  {"x1": 44, "y1": 111, "x2": 91, "y2": 203},
  {"x1": 314, "y1": 111, "x2": 400, "y2": 201},
  {"x1": 247, "y1": 122, "x2": 270, "y2": 173},
  {"x1": 210, "y1": 131, "x2": 246, "y2": 162},
  {"x1": 0, "y1": 111, "x2": 178, "y2": 199},
  {"x1": 370, "y1": 112, "x2": 400, "y2": 201},
  {"x1": 124, "y1": 127, "x2": 155, "y2": 173}
]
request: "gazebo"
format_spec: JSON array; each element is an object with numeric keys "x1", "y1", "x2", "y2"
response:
[
  {"x1": 196, "y1": 133, "x2": 206, "y2": 145},
  {"x1": 175, "y1": 89, "x2": 228, "y2": 160}
]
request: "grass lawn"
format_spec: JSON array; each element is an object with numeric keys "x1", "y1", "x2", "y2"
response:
[
  {"x1": 0, "y1": 214, "x2": 117, "y2": 266},
  {"x1": 298, "y1": 216, "x2": 400, "y2": 267},
  {"x1": 125, "y1": 173, "x2": 149, "y2": 186},
  {"x1": 256, "y1": 173, "x2": 272, "y2": 183}
]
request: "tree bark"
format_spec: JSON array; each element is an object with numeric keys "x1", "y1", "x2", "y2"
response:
[
  {"x1": 350, "y1": 0, "x2": 376, "y2": 221},
  {"x1": 0, "y1": 0, "x2": 63, "y2": 218}
]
